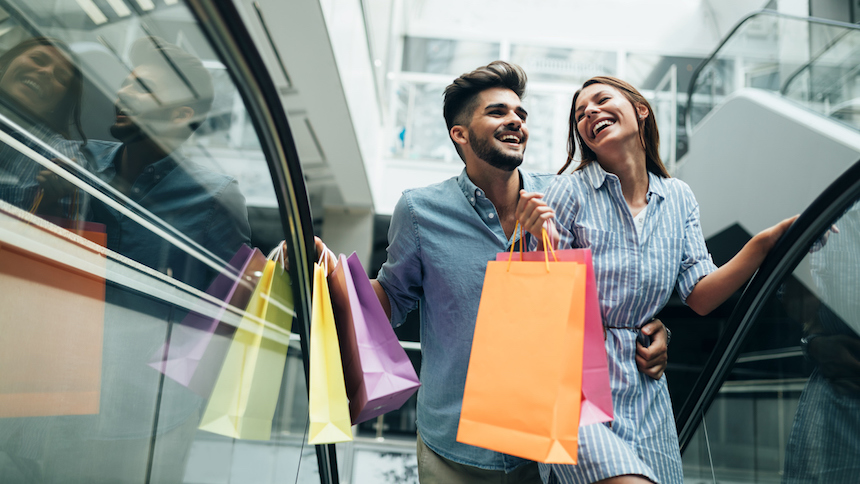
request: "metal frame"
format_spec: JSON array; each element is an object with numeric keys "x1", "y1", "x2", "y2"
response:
[{"x1": 184, "y1": 1, "x2": 338, "y2": 482}]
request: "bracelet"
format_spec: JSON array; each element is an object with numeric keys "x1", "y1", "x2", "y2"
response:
[{"x1": 800, "y1": 333, "x2": 826, "y2": 361}]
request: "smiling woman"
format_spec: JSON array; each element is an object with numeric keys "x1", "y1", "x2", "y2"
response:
[{"x1": 0, "y1": 36, "x2": 86, "y2": 215}]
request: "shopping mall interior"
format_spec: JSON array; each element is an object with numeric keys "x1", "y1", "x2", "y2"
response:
[{"x1": 1, "y1": 0, "x2": 859, "y2": 482}]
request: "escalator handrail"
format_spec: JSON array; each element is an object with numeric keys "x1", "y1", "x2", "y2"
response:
[
  {"x1": 685, "y1": 9, "x2": 860, "y2": 138},
  {"x1": 676, "y1": 157, "x2": 860, "y2": 452},
  {"x1": 183, "y1": 1, "x2": 338, "y2": 483},
  {"x1": 779, "y1": 27, "x2": 860, "y2": 97}
]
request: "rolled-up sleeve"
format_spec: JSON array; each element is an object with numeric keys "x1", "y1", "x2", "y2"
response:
[
  {"x1": 376, "y1": 192, "x2": 423, "y2": 327},
  {"x1": 677, "y1": 195, "x2": 718, "y2": 303}
]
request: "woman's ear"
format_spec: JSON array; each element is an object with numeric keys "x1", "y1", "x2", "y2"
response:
[
  {"x1": 450, "y1": 125, "x2": 469, "y2": 147},
  {"x1": 636, "y1": 103, "x2": 650, "y2": 120}
]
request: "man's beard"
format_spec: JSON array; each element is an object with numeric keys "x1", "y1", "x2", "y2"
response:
[{"x1": 471, "y1": 134, "x2": 524, "y2": 172}]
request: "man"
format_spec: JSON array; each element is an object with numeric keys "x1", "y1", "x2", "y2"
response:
[
  {"x1": 34, "y1": 37, "x2": 251, "y2": 482},
  {"x1": 82, "y1": 36, "x2": 251, "y2": 288},
  {"x1": 361, "y1": 61, "x2": 670, "y2": 482}
]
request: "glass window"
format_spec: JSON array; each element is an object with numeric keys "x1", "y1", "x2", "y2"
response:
[
  {"x1": 509, "y1": 45, "x2": 615, "y2": 84},
  {"x1": 682, "y1": 199, "x2": 860, "y2": 482},
  {"x1": 0, "y1": 1, "x2": 313, "y2": 483},
  {"x1": 401, "y1": 37, "x2": 500, "y2": 75}
]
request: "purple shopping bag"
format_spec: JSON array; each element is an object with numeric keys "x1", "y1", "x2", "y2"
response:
[
  {"x1": 149, "y1": 245, "x2": 268, "y2": 396},
  {"x1": 328, "y1": 252, "x2": 420, "y2": 424}
]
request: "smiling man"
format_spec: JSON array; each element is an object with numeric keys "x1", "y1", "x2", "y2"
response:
[
  {"x1": 84, "y1": 35, "x2": 250, "y2": 289},
  {"x1": 369, "y1": 61, "x2": 550, "y2": 484}
]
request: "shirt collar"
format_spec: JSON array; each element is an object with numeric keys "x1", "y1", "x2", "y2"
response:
[
  {"x1": 580, "y1": 161, "x2": 666, "y2": 202},
  {"x1": 457, "y1": 167, "x2": 533, "y2": 201},
  {"x1": 92, "y1": 143, "x2": 180, "y2": 180}
]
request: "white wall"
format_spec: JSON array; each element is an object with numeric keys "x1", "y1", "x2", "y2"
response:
[{"x1": 677, "y1": 89, "x2": 860, "y2": 239}]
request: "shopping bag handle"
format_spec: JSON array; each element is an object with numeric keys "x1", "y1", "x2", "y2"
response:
[{"x1": 505, "y1": 221, "x2": 558, "y2": 272}]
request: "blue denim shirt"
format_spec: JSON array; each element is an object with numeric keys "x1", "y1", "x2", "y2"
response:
[
  {"x1": 76, "y1": 140, "x2": 252, "y2": 440},
  {"x1": 83, "y1": 140, "x2": 251, "y2": 291},
  {"x1": 376, "y1": 168, "x2": 553, "y2": 471}
]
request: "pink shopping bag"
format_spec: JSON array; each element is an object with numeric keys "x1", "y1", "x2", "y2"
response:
[
  {"x1": 149, "y1": 245, "x2": 268, "y2": 397},
  {"x1": 328, "y1": 252, "x2": 420, "y2": 424},
  {"x1": 496, "y1": 247, "x2": 612, "y2": 426}
]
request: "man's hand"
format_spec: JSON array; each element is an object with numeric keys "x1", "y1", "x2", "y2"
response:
[{"x1": 636, "y1": 319, "x2": 669, "y2": 380}]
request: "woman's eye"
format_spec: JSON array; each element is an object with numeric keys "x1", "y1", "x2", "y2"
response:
[{"x1": 599, "y1": 97, "x2": 609, "y2": 104}]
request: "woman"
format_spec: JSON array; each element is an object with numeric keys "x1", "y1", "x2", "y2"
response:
[
  {"x1": 0, "y1": 36, "x2": 86, "y2": 214},
  {"x1": 516, "y1": 76, "x2": 795, "y2": 484}
]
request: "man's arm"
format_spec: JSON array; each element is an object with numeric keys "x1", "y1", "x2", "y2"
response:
[
  {"x1": 636, "y1": 319, "x2": 669, "y2": 380},
  {"x1": 371, "y1": 279, "x2": 392, "y2": 320}
]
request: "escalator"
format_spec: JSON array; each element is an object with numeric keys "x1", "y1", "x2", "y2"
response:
[{"x1": 673, "y1": 10, "x2": 860, "y2": 483}]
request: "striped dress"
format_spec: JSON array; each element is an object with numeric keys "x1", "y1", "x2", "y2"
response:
[{"x1": 537, "y1": 162, "x2": 717, "y2": 484}]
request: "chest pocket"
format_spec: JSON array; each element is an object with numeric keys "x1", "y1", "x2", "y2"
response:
[{"x1": 574, "y1": 227, "x2": 619, "y2": 303}]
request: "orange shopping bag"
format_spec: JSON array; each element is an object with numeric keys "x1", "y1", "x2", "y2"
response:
[
  {"x1": 458, "y1": 227, "x2": 586, "y2": 464},
  {"x1": 495, "y1": 247, "x2": 612, "y2": 426}
]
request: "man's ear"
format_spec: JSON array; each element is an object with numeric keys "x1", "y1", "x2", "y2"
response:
[
  {"x1": 450, "y1": 125, "x2": 469, "y2": 147},
  {"x1": 170, "y1": 106, "x2": 196, "y2": 124}
]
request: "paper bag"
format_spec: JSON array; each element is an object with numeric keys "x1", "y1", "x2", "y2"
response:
[
  {"x1": 149, "y1": 245, "x2": 267, "y2": 397},
  {"x1": 329, "y1": 252, "x2": 420, "y2": 424},
  {"x1": 308, "y1": 260, "x2": 353, "y2": 444},
  {"x1": 458, "y1": 236, "x2": 586, "y2": 464},
  {"x1": 496, "y1": 247, "x2": 612, "y2": 426},
  {"x1": 198, "y1": 253, "x2": 294, "y2": 440}
]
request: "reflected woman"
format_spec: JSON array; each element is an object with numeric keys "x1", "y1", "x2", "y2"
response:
[{"x1": 0, "y1": 36, "x2": 86, "y2": 215}]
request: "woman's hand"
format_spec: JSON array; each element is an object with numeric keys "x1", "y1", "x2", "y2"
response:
[{"x1": 515, "y1": 190, "x2": 558, "y2": 249}]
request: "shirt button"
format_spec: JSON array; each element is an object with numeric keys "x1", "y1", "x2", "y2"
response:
[
  {"x1": 470, "y1": 197, "x2": 475, "y2": 203},
  {"x1": 133, "y1": 187, "x2": 140, "y2": 193},
  {"x1": 155, "y1": 175, "x2": 161, "y2": 180},
  {"x1": 146, "y1": 167, "x2": 154, "y2": 173},
  {"x1": 488, "y1": 213, "x2": 494, "y2": 219},
  {"x1": 476, "y1": 190, "x2": 483, "y2": 197}
]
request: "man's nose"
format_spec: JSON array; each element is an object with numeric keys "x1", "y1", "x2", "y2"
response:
[{"x1": 504, "y1": 112, "x2": 522, "y2": 128}]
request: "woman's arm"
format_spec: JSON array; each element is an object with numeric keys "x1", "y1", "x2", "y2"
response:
[{"x1": 686, "y1": 215, "x2": 797, "y2": 315}]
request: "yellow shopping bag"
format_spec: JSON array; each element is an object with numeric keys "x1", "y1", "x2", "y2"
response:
[
  {"x1": 308, "y1": 256, "x2": 353, "y2": 444},
  {"x1": 198, "y1": 245, "x2": 294, "y2": 440}
]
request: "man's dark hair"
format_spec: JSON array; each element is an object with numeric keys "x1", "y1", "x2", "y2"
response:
[
  {"x1": 130, "y1": 36, "x2": 214, "y2": 132},
  {"x1": 442, "y1": 61, "x2": 526, "y2": 159}
]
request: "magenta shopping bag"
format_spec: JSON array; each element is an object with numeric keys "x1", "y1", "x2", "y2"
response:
[
  {"x1": 496, "y1": 247, "x2": 612, "y2": 426},
  {"x1": 149, "y1": 245, "x2": 268, "y2": 396},
  {"x1": 328, "y1": 252, "x2": 420, "y2": 424}
]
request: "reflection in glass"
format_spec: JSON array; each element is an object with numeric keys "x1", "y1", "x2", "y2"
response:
[
  {"x1": 783, "y1": 202, "x2": 860, "y2": 483},
  {"x1": 0, "y1": 1, "x2": 310, "y2": 482},
  {"x1": 682, "y1": 199, "x2": 860, "y2": 483}
]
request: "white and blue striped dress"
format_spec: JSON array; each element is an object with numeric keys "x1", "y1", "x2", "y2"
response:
[{"x1": 538, "y1": 161, "x2": 717, "y2": 484}]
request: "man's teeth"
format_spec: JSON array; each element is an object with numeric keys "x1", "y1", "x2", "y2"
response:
[
  {"x1": 593, "y1": 120, "x2": 615, "y2": 136},
  {"x1": 500, "y1": 135, "x2": 519, "y2": 143}
]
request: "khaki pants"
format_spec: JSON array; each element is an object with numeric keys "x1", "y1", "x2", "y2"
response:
[{"x1": 417, "y1": 433, "x2": 543, "y2": 484}]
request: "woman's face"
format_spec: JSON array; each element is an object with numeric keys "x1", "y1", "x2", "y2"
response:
[
  {"x1": 573, "y1": 83, "x2": 647, "y2": 158},
  {"x1": 0, "y1": 45, "x2": 74, "y2": 119}
]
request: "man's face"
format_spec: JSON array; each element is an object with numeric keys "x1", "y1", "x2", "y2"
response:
[
  {"x1": 110, "y1": 64, "x2": 195, "y2": 143},
  {"x1": 464, "y1": 87, "x2": 528, "y2": 171}
]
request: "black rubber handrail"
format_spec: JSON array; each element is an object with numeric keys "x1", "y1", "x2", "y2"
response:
[
  {"x1": 185, "y1": 1, "x2": 338, "y2": 483},
  {"x1": 677, "y1": 157, "x2": 860, "y2": 452},
  {"x1": 685, "y1": 9, "x2": 860, "y2": 138}
]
